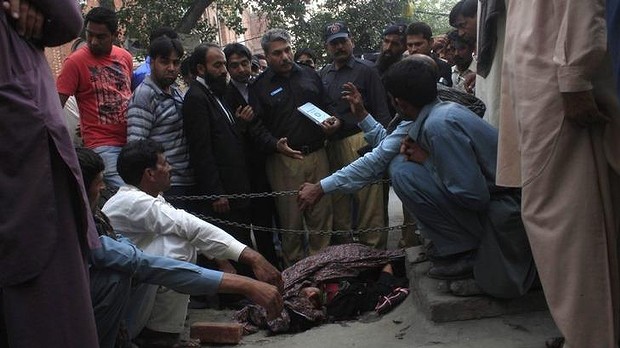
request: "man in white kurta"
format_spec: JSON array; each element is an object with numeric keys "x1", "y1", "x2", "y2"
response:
[
  {"x1": 103, "y1": 139, "x2": 282, "y2": 341},
  {"x1": 498, "y1": 1, "x2": 620, "y2": 347}
]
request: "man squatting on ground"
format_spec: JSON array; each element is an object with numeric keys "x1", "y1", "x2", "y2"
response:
[
  {"x1": 299, "y1": 55, "x2": 536, "y2": 298},
  {"x1": 101, "y1": 140, "x2": 283, "y2": 346},
  {"x1": 77, "y1": 147, "x2": 282, "y2": 348}
]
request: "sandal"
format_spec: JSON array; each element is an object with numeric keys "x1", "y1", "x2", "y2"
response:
[{"x1": 374, "y1": 287, "x2": 410, "y2": 315}]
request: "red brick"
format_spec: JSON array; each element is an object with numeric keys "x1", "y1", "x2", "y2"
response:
[{"x1": 190, "y1": 322, "x2": 244, "y2": 344}]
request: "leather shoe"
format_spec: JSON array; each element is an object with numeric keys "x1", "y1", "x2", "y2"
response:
[{"x1": 427, "y1": 253, "x2": 475, "y2": 280}]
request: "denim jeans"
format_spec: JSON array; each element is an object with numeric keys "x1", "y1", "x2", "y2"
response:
[{"x1": 93, "y1": 145, "x2": 124, "y2": 190}]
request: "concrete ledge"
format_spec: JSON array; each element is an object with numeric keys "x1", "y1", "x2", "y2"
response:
[{"x1": 405, "y1": 246, "x2": 548, "y2": 323}]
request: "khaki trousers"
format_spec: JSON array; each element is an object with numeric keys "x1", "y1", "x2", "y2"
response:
[
  {"x1": 266, "y1": 149, "x2": 333, "y2": 265},
  {"x1": 326, "y1": 132, "x2": 386, "y2": 249}
]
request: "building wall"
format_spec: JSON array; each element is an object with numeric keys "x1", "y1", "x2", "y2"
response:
[
  {"x1": 45, "y1": 1, "x2": 269, "y2": 78},
  {"x1": 204, "y1": 5, "x2": 268, "y2": 54}
]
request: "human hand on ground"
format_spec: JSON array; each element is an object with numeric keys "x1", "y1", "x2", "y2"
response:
[
  {"x1": 219, "y1": 274, "x2": 283, "y2": 321},
  {"x1": 244, "y1": 279, "x2": 283, "y2": 320}
]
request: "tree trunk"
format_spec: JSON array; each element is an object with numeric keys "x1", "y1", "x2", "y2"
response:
[
  {"x1": 175, "y1": 0, "x2": 214, "y2": 34},
  {"x1": 99, "y1": 0, "x2": 115, "y2": 9}
]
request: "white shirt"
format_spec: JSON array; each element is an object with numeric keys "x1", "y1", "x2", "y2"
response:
[
  {"x1": 102, "y1": 185, "x2": 246, "y2": 263},
  {"x1": 231, "y1": 79, "x2": 249, "y2": 103}
]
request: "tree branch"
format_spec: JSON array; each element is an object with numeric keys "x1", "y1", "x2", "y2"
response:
[{"x1": 175, "y1": 0, "x2": 214, "y2": 34}]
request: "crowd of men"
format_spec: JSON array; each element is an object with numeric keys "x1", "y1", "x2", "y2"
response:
[{"x1": 1, "y1": 0, "x2": 620, "y2": 347}]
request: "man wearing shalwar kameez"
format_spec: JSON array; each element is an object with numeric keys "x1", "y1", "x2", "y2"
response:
[{"x1": 498, "y1": 1, "x2": 620, "y2": 347}]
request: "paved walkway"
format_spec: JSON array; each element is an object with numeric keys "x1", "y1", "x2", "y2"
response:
[{"x1": 182, "y1": 189, "x2": 560, "y2": 347}]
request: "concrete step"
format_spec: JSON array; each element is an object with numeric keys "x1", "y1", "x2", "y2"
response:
[{"x1": 405, "y1": 246, "x2": 548, "y2": 323}]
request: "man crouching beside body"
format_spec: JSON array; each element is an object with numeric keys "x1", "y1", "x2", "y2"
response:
[{"x1": 384, "y1": 57, "x2": 535, "y2": 298}]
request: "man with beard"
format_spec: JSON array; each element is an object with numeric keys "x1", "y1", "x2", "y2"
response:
[
  {"x1": 449, "y1": 0, "x2": 507, "y2": 127},
  {"x1": 182, "y1": 43, "x2": 256, "y2": 276},
  {"x1": 223, "y1": 42, "x2": 279, "y2": 267},
  {"x1": 319, "y1": 21, "x2": 391, "y2": 248},
  {"x1": 249, "y1": 28, "x2": 334, "y2": 266},
  {"x1": 375, "y1": 23, "x2": 408, "y2": 78},
  {"x1": 448, "y1": 31, "x2": 475, "y2": 93},
  {"x1": 127, "y1": 36, "x2": 196, "y2": 207}
]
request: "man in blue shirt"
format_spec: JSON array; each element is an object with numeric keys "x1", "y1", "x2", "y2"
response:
[
  {"x1": 78, "y1": 148, "x2": 282, "y2": 348},
  {"x1": 299, "y1": 55, "x2": 535, "y2": 298},
  {"x1": 385, "y1": 57, "x2": 535, "y2": 298}
]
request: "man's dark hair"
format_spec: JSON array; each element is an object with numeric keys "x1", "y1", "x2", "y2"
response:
[
  {"x1": 75, "y1": 147, "x2": 105, "y2": 189},
  {"x1": 149, "y1": 36, "x2": 184, "y2": 60},
  {"x1": 447, "y1": 29, "x2": 474, "y2": 49},
  {"x1": 406, "y1": 22, "x2": 433, "y2": 41},
  {"x1": 253, "y1": 53, "x2": 266, "y2": 60},
  {"x1": 294, "y1": 48, "x2": 316, "y2": 62},
  {"x1": 84, "y1": 7, "x2": 118, "y2": 34},
  {"x1": 149, "y1": 27, "x2": 178, "y2": 43},
  {"x1": 189, "y1": 43, "x2": 220, "y2": 76},
  {"x1": 383, "y1": 57, "x2": 438, "y2": 108},
  {"x1": 117, "y1": 140, "x2": 165, "y2": 187},
  {"x1": 223, "y1": 43, "x2": 252, "y2": 62},
  {"x1": 461, "y1": 0, "x2": 478, "y2": 18},
  {"x1": 449, "y1": 0, "x2": 477, "y2": 26},
  {"x1": 180, "y1": 56, "x2": 192, "y2": 77}
]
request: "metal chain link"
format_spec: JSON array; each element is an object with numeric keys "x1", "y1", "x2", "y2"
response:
[
  {"x1": 168, "y1": 178, "x2": 392, "y2": 201},
  {"x1": 195, "y1": 214, "x2": 415, "y2": 237}
]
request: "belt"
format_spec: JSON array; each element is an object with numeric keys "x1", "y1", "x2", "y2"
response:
[{"x1": 294, "y1": 141, "x2": 324, "y2": 155}]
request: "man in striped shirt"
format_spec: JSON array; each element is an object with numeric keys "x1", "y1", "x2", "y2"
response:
[{"x1": 127, "y1": 35, "x2": 195, "y2": 202}]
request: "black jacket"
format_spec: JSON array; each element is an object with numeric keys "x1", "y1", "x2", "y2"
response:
[
  {"x1": 182, "y1": 80, "x2": 250, "y2": 208},
  {"x1": 249, "y1": 64, "x2": 331, "y2": 152}
]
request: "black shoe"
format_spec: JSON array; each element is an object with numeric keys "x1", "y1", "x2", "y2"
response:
[
  {"x1": 427, "y1": 251, "x2": 475, "y2": 280},
  {"x1": 545, "y1": 337, "x2": 564, "y2": 348}
]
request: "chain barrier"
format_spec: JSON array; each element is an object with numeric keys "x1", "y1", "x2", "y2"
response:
[
  {"x1": 168, "y1": 178, "x2": 392, "y2": 201},
  {"x1": 171, "y1": 178, "x2": 407, "y2": 236},
  {"x1": 195, "y1": 214, "x2": 416, "y2": 237}
]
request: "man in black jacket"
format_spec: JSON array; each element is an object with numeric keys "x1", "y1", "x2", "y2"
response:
[
  {"x1": 223, "y1": 42, "x2": 279, "y2": 268},
  {"x1": 182, "y1": 43, "x2": 254, "y2": 275}
]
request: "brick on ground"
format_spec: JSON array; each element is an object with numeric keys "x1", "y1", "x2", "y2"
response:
[{"x1": 190, "y1": 322, "x2": 243, "y2": 344}]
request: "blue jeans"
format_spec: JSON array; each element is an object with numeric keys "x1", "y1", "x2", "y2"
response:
[{"x1": 93, "y1": 146, "x2": 124, "y2": 190}]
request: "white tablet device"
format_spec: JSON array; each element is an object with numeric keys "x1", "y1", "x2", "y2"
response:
[{"x1": 297, "y1": 102, "x2": 331, "y2": 125}]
